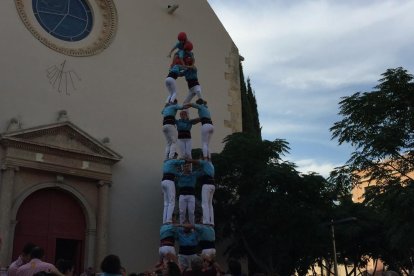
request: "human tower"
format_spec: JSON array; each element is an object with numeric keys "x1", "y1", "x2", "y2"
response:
[{"x1": 158, "y1": 32, "x2": 217, "y2": 270}]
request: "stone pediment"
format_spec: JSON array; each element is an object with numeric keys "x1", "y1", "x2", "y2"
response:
[{"x1": 0, "y1": 121, "x2": 122, "y2": 162}]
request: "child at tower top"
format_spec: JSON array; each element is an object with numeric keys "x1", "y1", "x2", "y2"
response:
[
  {"x1": 182, "y1": 43, "x2": 202, "y2": 104},
  {"x1": 168, "y1": 32, "x2": 195, "y2": 70},
  {"x1": 170, "y1": 41, "x2": 194, "y2": 75},
  {"x1": 167, "y1": 32, "x2": 190, "y2": 61},
  {"x1": 165, "y1": 41, "x2": 195, "y2": 103}
]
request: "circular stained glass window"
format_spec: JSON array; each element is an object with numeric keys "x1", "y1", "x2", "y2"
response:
[{"x1": 32, "y1": 0, "x2": 93, "y2": 42}]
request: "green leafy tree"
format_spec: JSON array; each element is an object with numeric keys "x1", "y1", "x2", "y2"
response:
[
  {"x1": 330, "y1": 196, "x2": 384, "y2": 276},
  {"x1": 330, "y1": 67, "x2": 414, "y2": 273},
  {"x1": 363, "y1": 180, "x2": 414, "y2": 274},
  {"x1": 213, "y1": 133, "x2": 334, "y2": 275},
  {"x1": 330, "y1": 67, "x2": 414, "y2": 187}
]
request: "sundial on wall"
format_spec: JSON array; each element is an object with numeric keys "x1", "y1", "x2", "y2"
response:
[
  {"x1": 15, "y1": 0, "x2": 118, "y2": 94},
  {"x1": 47, "y1": 60, "x2": 81, "y2": 95}
]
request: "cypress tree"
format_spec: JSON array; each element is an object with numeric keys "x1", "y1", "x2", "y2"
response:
[
  {"x1": 240, "y1": 61, "x2": 261, "y2": 138},
  {"x1": 247, "y1": 78, "x2": 261, "y2": 139}
]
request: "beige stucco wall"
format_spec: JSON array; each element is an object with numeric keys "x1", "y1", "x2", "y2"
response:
[{"x1": 0, "y1": 0, "x2": 241, "y2": 272}]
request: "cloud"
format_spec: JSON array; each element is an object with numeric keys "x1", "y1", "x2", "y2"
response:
[
  {"x1": 209, "y1": 0, "x2": 414, "y2": 86},
  {"x1": 207, "y1": 0, "x2": 414, "y2": 170},
  {"x1": 209, "y1": 0, "x2": 414, "y2": 128},
  {"x1": 261, "y1": 120, "x2": 322, "y2": 136},
  {"x1": 292, "y1": 158, "x2": 341, "y2": 178}
]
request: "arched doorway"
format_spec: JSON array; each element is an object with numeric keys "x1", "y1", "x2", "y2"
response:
[
  {"x1": 0, "y1": 121, "x2": 121, "y2": 268},
  {"x1": 13, "y1": 188, "x2": 86, "y2": 274}
]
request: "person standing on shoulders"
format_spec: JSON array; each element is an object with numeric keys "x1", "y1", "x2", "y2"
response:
[
  {"x1": 177, "y1": 164, "x2": 202, "y2": 225},
  {"x1": 187, "y1": 158, "x2": 215, "y2": 225},
  {"x1": 161, "y1": 155, "x2": 186, "y2": 224},
  {"x1": 181, "y1": 43, "x2": 202, "y2": 106},
  {"x1": 176, "y1": 111, "x2": 200, "y2": 160},
  {"x1": 162, "y1": 100, "x2": 186, "y2": 160},
  {"x1": 167, "y1": 32, "x2": 190, "y2": 61},
  {"x1": 166, "y1": 32, "x2": 191, "y2": 104},
  {"x1": 186, "y1": 99, "x2": 214, "y2": 160}
]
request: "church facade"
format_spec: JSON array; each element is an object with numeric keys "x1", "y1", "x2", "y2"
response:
[{"x1": 0, "y1": 0, "x2": 242, "y2": 272}]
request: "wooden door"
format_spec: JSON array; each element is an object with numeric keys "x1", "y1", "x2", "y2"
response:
[{"x1": 13, "y1": 189, "x2": 86, "y2": 273}]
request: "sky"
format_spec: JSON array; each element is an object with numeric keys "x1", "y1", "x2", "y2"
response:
[{"x1": 206, "y1": 0, "x2": 414, "y2": 177}]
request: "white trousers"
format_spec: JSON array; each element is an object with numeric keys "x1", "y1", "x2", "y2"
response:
[
  {"x1": 201, "y1": 123, "x2": 214, "y2": 159},
  {"x1": 178, "y1": 254, "x2": 197, "y2": 271},
  {"x1": 183, "y1": 85, "x2": 202, "y2": 104},
  {"x1": 159, "y1": 245, "x2": 176, "y2": 263},
  {"x1": 162, "y1": 124, "x2": 177, "y2": 159},
  {"x1": 179, "y1": 194, "x2": 195, "y2": 225},
  {"x1": 161, "y1": 179, "x2": 176, "y2": 223},
  {"x1": 177, "y1": 138, "x2": 192, "y2": 159},
  {"x1": 165, "y1": 77, "x2": 177, "y2": 103},
  {"x1": 201, "y1": 184, "x2": 215, "y2": 225},
  {"x1": 201, "y1": 248, "x2": 216, "y2": 258}
]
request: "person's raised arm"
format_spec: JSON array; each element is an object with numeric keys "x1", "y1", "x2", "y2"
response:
[
  {"x1": 167, "y1": 44, "x2": 178, "y2": 58},
  {"x1": 190, "y1": 118, "x2": 201, "y2": 125}
]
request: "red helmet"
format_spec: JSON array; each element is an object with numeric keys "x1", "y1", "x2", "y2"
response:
[
  {"x1": 177, "y1": 32, "x2": 187, "y2": 42},
  {"x1": 184, "y1": 42, "x2": 193, "y2": 51}
]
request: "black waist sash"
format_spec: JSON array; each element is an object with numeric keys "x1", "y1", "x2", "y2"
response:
[
  {"x1": 162, "y1": 173, "x2": 175, "y2": 181},
  {"x1": 187, "y1": 79, "x2": 199, "y2": 89},
  {"x1": 160, "y1": 236, "x2": 175, "y2": 246},
  {"x1": 200, "y1": 175, "x2": 215, "y2": 185},
  {"x1": 178, "y1": 130, "x2": 191, "y2": 139},
  {"x1": 167, "y1": 72, "x2": 179, "y2": 79},
  {"x1": 199, "y1": 240, "x2": 215, "y2": 249},
  {"x1": 163, "y1": 116, "x2": 176, "y2": 125},
  {"x1": 201, "y1": 117, "x2": 213, "y2": 125},
  {"x1": 179, "y1": 246, "x2": 197, "y2": 255},
  {"x1": 179, "y1": 186, "x2": 195, "y2": 195}
]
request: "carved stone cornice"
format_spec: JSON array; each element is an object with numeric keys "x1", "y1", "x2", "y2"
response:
[
  {"x1": 3, "y1": 157, "x2": 112, "y2": 181},
  {"x1": 0, "y1": 164, "x2": 20, "y2": 172},
  {"x1": 1, "y1": 138, "x2": 118, "y2": 164},
  {"x1": 0, "y1": 121, "x2": 122, "y2": 163},
  {"x1": 0, "y1": 121, "x2": 121, "y2": 181}
]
